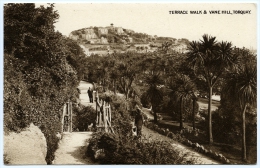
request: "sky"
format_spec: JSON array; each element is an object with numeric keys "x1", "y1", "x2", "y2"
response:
[{"x1": 36, "y1": 3, "x2": 258, "y2": 50}]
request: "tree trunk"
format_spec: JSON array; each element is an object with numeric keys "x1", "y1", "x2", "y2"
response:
[
  {"x1": 242, "y1": 104, "x2": 247, "y2": 161},
  {"x1": 154, "y1": 110, "x2": 158, "y2": 123},
  {"x1": 192, "y1": 98, "x2": 196, "y2": 130},
  {"x1": 125, "y1": 89, "x2": 129, "y2": 100},
  {"x1": 208, "y1": 86, "x2": 213, "y2": 144},
  {"x1": 152, "y1": 104, "x2": 157, "y2": 123},
  {"x1": 180, "y1": 96, "x2": 183, "y2": 129}
]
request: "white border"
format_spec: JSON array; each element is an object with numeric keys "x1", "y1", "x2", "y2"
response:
[{"x1": 1, "y1": 0, "x2": 259, "y2": 168}]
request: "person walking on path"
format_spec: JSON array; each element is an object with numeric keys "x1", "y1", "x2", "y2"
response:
[
  {"x1": 135, "y1": 107, "x2": 144, "y2": 138},
  {"x1": 87, "y1": 87, "x2": 93, "y2": 103}
]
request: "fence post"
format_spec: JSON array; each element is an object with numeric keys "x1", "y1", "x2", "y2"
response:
[
  {"x1": 109, "y1": 105, "x2": 111, "y2": 123},
  {"x1": 61, "y1": 104, "x2": 66, "y2": 132},
  {"x1": 99, "y1": 100, "x2": 102, "y2": 131},
  {"x1": 70, "y1": 101, "x2": 73, "y2": 133},
  {"x1": 103, "y1": 101, "x2": 107, "y2": 132}
]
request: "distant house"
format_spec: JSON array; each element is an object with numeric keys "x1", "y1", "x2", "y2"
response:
[
  {"x1": 84, "y1": 28, "x2": 94, "y2": 34},
  {"x1": 98, "y1": 27, "x2": 108, "y2": 36},
  {"x1": 81, "y1": 28, "x2": 97, "y2": 40},
  {"x1": 100, "y1": 37, "x2": 108, "y2": 44}
]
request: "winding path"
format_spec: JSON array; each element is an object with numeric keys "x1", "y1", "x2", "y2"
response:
[
  {"x1": 78, "y1": 81, "x2": 95, "y2": 107},
  {"x1": 141, "y1": 107, "x2": 219, "y2": 164},
  {"x1": 53, "y1": 132, "x2": 95, "y2": 165},
  {"x1": 53, "y1": 81, "x2": 219, "y2": 165},
  {"x1": 53, "y1": 81, "x2": 95, "y2": 165},
  {"x1": 142, "y1": 127, "x2": 220, "y2": 164}
]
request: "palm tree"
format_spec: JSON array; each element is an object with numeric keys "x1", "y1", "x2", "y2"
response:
[
  {"x1": 187, "y1": 34, "x2": 235, "y2": 144},
  {"x1": 144, "y1": 73, "x2": 164, "y2": 123},
  {"x1": 223, "y1": 62, "x2": 256, "y2": 161},
  {"x1": 168, "y1": 74, "x2": 196, "y2": 129}
]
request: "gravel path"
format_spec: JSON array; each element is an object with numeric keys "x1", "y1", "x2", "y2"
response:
[
  {"x1": 53, "y1": 81, "x2": 96, "y2": 165},
  {"x1": 141, "y1": 107, "x2": 220, "y2": 164},
  {"x1": 53, "y1": 132, "x2": 96, "y2": 165},
  {"x1": 78, "y1": 81, "x2": 95, "y2": 108}
]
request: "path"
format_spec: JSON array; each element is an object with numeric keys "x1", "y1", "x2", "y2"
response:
[
  {"x1": 53, "y1": 132, "x2": 96, "y2": 165},
  {"x1": 142, "y1": 127, "x2": 220, "y2": 164},
  {"x1": 54, "y1": 81, "x2": 218, "y2": 164},
  {"x1": 141, "y1": 107, "x2": 219, "y2": 164},
  {"x1": 53, "y1": 81, "x2": 96, "y2": 165},
  {"x1": 78, "y1": 81, "x2": 95, "y2": 108}
]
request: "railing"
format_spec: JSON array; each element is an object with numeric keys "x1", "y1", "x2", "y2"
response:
[
  {"x1": 60, "y1": 89, "x2": 114, "y2": 133},
  {"x1": 95, "y1": 91, "x2": 114, "y2": 133},
  {"x1": 61, "y1": 101, "x2": 73, "y2": 133}
]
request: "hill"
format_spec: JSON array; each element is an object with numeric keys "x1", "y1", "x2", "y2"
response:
[{"x1": 69, "y1": 24, "x2": 190, "y2": 55}]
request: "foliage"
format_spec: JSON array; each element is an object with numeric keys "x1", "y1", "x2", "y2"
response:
[
  {"x1": 82, "y1": 32, "x2": 256, "y2": 162},
  {"x1": 221, "y1": 59, "x2": 256, "y2": 160},
  {"x1": 86, "y1": 91, "x2": 196, "y2": 164},
  {"x1": 167, "y1": 74, "x2": 197, "y2": 129},
  {"x1": 143, "y1": 74, "x2": 164, "y2": 123},
  {"x1": 186, "y1": 34, "x2": 236, "y2": 144},
  {"x1": 73, "y1": 105, "x2": 96, "y2": 131},
  {"x1": 4, "y1": 3, "x2": 83, "y2": 164},
  {"x1": 87, "y1": 132, "x2": 194, "y2": 164}
]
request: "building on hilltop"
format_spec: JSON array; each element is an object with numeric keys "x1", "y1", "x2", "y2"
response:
[
  {"x1": 82, "y1": 33, "x2": 97, "y2": 40},
  {"x1": 98, "y1": 27, "x2": 108, "y2": 36},
  {"x1": 84, "y1": 28, "x2": 95, "y2": 34},
  {"x1": 100, "y1": 37, "x2": 108, "y2": 44},
  {"x1": 80, "y1": 28, "x2": 98, "y2": 40}
]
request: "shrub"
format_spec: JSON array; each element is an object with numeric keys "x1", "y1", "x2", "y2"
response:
[
  {"x1": 86, "y1": 92, "x2": 196, "y2": 164},
  {"x1": 87, "y1": 132, "x2": 195, "y2": 164},
  {"x1": 86, "y1": 132, "x2": 104, "y2": 159},
  {"x1": 73, "y1": 105, "x2": 96, "y2": 131},
  {"x1": 4, "y1": 4, "x2": 85, "y2": 164}
]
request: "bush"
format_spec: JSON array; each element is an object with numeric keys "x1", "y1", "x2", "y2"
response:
[
  {"x1": 73, "y1": 105, "x2": 96, "y2": 131},
  {"x1": 4, "y1": 4, "x2": 85, "y2": 164},
  {"x1": 140, "y1": 93, "x2": 151, "y2": 108},
  {"x1": 86, "y1": 93, "x2": 196, "y2": 164},
  {"x1": 87, "y1": 132, "x2": 195, "y2": 164}
]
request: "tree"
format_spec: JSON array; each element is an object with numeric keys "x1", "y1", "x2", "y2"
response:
[
  {"x1": 168, "y1": 75, "x2": 196, "y2": 129},
  {"x1": 223, "y1": 62, "x2": 256, "y2": 161},
  {"x1": 144, "y1": 74, "x2": 164, "y2": 123},
  {"x1": 117, "y1": 62, "x2": 136, "y2": 100},
  {"x1": 191, "y1": 94, "x2": 198, "y2": 130},
  {"x1": 109, "y1": 69, "x2": 119, "y2": 95},
  {"x1": 187, "y1": 34, "x2": 235, "y2": 144},
  {"x1": 4, "y1": 3, "x2": 81, "y2": 163}
]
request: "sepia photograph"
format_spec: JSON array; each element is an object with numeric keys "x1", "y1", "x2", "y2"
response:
[{"x1": 2, "y1": 1, "x2": 258, "y2": 166}]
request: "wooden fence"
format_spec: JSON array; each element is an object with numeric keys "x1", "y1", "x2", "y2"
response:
[
  {"x1": 61, "y1": 101, "x2": 73, "y2": 132},
  {"x1": 95, "y1": 91, "x2": 114, "y2": 133},
  {"x1": 60, "y1": 90, "x2": 114, "y2": 133}
]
